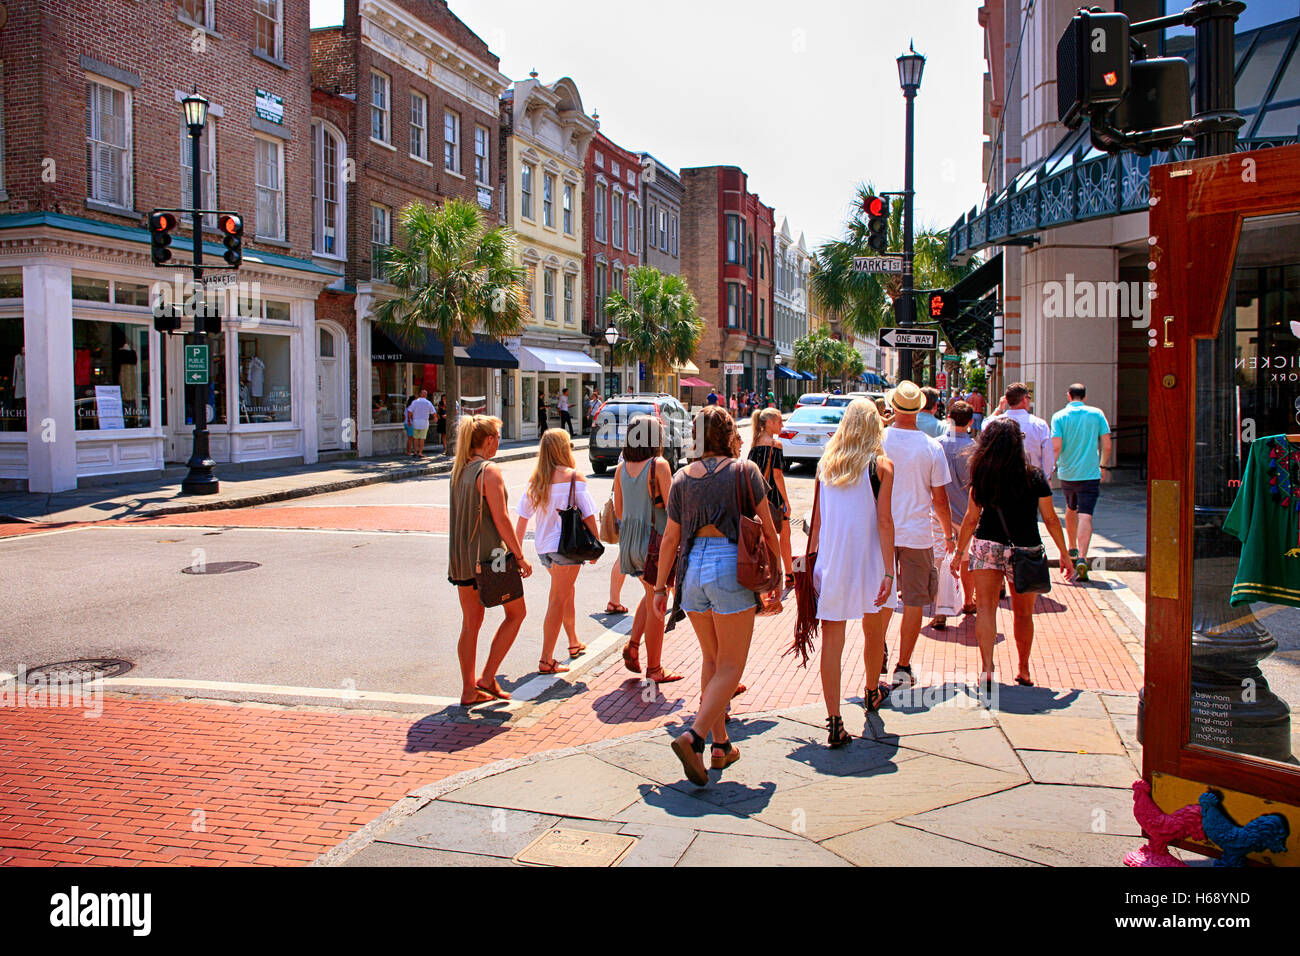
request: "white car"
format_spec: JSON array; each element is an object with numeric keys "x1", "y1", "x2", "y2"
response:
[{"x1": 779, "y1": 404, "x2": 846, "y2": 469}]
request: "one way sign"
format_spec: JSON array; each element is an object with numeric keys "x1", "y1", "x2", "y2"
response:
[{"x1": 878, "y1": 327, "x2": 940, "y2": 350}]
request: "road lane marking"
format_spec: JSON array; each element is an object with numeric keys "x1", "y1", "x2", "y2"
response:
[{"x1": 510, "y1": 614, "x2": 634, "y2": 701}]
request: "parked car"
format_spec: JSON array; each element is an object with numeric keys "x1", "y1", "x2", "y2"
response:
[
  {"x1": 778, "y1": 404, "x2": 847, "y2": 469},
  {"x1": 795, "y1": 392, "x2": 829, "y2": 408},
  {"x1": 847, "y1": 391, "x2": 886, "y2": 405},
  {"x1": 588, "y1": 393, "x2": 691, "y2": 475}
]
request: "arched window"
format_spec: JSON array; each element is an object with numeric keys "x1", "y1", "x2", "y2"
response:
[{"x1": 311, "y1": 120, "x2": 347, "y2": 258}]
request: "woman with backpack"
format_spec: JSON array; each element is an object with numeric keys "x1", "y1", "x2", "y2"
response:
[
  {"x1": 748, "y1": 407, "x2": 795, "y2": 594},
  {"x1": 614, "y1": 415, "x2": 683, "y2": 684},
  {"x1": 806, "y1": 399, "x2": 896, "y2": 744},
  {"x1": 652, "y1": 406, "x2": 780, "y2": 785},
  {"x1": 514, "y1": 428, "x2": 601, "y2": 675},
  {"x1": 952, "y1": 416, "x2": 1074, "y2": 690}
]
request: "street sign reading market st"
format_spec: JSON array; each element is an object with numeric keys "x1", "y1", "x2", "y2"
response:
[
  {"x1": 852, "y1": 256, "x2": 904, "y2": 274},
  {"x1": 878, "y1": 327, "x2": 940, "y2": 350}
]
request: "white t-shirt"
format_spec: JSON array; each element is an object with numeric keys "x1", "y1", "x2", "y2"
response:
[
  {"x1": 516, "y1": 477, "x2": 595, "y2": 555},
  {"x1": 882, "y1": 427, "x2": 952, "y2": 549},
  {"x1": 558, "y1": 394, "x2": 570, "y2": 413},
  {"x1": 406, "y1": 397, "x2": 435, "y2": 429}
]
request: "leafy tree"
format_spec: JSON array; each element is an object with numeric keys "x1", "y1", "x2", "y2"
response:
[
  {"x1": 371, "y1": 199, "x2": 527, "y2": 455},
  {"x1": 793, "y1": 327, "x2": 841, "y2": 391},
  {"x1": 605, "y1": 266, "x2": 703, "y2": 394}
]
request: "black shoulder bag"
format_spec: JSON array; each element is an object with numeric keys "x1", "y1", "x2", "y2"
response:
[
  {"x1": 472, "y1": 468, "x2": 525, "y2": 608},
  {"x1": 994, "y1": 503, "x2": 1052, "y2": 595},
  {"x1": 557, "y1": 475, "x2": 606, "y2": 562}
]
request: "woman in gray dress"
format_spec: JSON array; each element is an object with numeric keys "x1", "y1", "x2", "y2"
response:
[{"x1": 615, "y1": 416, "x2": 683, "y2": 684}]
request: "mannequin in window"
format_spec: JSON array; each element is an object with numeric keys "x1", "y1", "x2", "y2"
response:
[{"x1": 247, "y1": 342, "x2": 265, "y2": 399}]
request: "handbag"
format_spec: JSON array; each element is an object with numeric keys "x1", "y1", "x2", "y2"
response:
[
  {"x1": 994, "y1": 504, "x2": 1052, "y2": 595},
  {"x1": 557, "y1": 475, "x2": 605, "y2": 562},
  {"x1": 790, "y1": 477, "x2": 820, "y2": 665},
  {"x1": 642, "y1": 458, "x2": 677, "y2": 586},
  {"x1": 599, "y1": 496, "x2": 620, "y2": 544},
  {"x1": 471, "y1": 468, "x2": 525, "y2": 608},
  {"x1": 735, "y1": 460, "x2": 781, "y2": 594}
]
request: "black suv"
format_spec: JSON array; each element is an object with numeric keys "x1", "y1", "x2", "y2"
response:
[{"x1": 589, "y1": 394, "x2": 691, "y2": 474}]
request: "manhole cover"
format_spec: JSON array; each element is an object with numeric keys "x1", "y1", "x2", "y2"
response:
[
  {"x1": 21, "y1": 659, "x2": 133, "y2": 684},
  {"x1": 181, "y1": 560, "x2": 261, "y2": 575},
  {"x1": 513, "y1": 828, "x2": 638, "y2": 867}
]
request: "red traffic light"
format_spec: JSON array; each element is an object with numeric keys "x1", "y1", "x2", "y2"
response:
[
  {"x1": 863, "y1": 195, "x2": 886, "y2": 217},
  {"x1": 149, "y1": 211, "x2": 178, "y2": 233},
  {"x1": 217, "y1": 213, "x2": 242, "y2": 235}
]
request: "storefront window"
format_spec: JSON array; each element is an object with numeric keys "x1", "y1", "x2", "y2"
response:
[
  {"x1": 114, "y1": 281, "x2": 151, "y2": 307},
  {"x1": 237, "y1": 332, "x2": 291, "y2": 423},
  {"x1": 72, "y1": 319, "x2": 149, "y2": 429},
  {"x1": 1191, "y1": 213, "x2": 1300, "y2": 767},
  {"x1": 0, "y1": 317, "x2": 24, "y2": 433},
  {"x1": 522, "y1": 374, "x2": 535, "y2": 424},
  {"x1": 72, "y1": 275, "x2": 110, "y2": 302},
  {"x1": 0, "y1": 274, "x2": 22, "y2": 299},
  {"x1": 371, "y1": 361, "x2": 406, "y2": 424}
]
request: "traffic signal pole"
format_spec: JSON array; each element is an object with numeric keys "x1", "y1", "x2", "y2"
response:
[
  {"x1": 182, "y1": 123, "x2": 218, "y2": 494},
  {"x1": 900, "y1": 82, "x2": 917, "y2": 385}
]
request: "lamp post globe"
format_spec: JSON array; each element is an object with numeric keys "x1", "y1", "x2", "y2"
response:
[
  {"x1": 603, "y1": 324, "x2": 619, "y2": 397},
  {"x1": 897, "y1": 43, "x2": 926, "y2": 93},
  {"x1": 182, "y1": 90, "x2": 209, "y2": 134}
]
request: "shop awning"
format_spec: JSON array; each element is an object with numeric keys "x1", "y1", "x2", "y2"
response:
[
  {"x1": 935, "y1": 253, "x2": 1002, "y2": 357},
  {"x1": 673, "y1": 360, "x2": 701, "y2": 375},
  {"x1": 371, "y1": 327, "x2": 519, "y2": 369},
  {"x1": 799, "y1": 369, "x2": 817, "y2": 381},
  {"x1": 679, "y1": 376, "x2": 715, "y2": 389},
  {"x1": 774, "y1": 364, "x2": 802, "y2": 379},
  {"x1": 516, "y1": 346, "x2": 603, "y2": 374}
]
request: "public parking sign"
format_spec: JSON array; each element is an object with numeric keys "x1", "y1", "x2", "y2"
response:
[
  {"x1": 185, "y1": 345, "x2": 209, "y2": 385},
  {"x1": 877, "y1": 327, "x2": 940, "y2": 350}
]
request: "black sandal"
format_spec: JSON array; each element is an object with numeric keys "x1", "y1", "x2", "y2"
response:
[
  {"x1": 865, "y1": 686, "x2": 887, "y2": 713},
  {"x1": 826, "y1": 715, "x2": 852, "y2": 748}
]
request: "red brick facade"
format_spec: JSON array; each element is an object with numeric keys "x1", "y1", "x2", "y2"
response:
[
  {"x1": 680, "y1": 166, "x2": 775, "y2": 393},
  {"x1": 583, "y1": 131, "x2": 643, "y2": 336}
]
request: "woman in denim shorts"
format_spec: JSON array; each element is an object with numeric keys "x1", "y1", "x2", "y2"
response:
[
  {"x1": 952, "y1": 417, "x2": 1074, "y2": 692},
  {"x1": 651, "y1": 406, "x2": 780, "y2": 785}
]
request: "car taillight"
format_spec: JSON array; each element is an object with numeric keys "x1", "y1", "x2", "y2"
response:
[{"x1": 779, "y1": 429, "x2": 796, "y2": 439}]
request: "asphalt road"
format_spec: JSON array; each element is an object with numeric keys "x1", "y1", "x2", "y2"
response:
[{"x1": 1, "y1": 440, "x2": 819, "y2": 712}]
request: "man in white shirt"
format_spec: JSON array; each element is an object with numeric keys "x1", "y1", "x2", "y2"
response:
[
  {"x1": 991, "y1": 381, "x2": 1055, "y2": 477},
  {"x1": 405, "y1": 388, "x2": 436, "y2": 458},
  {"x1": 881, "y1": 381, "x2": 954, "y2": 690},
  {"x1": 558, "y1": 387, "x2": 573, "y2": 435}
]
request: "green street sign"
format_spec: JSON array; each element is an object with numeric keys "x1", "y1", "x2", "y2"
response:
[
  {"x1": 942, "y1": 353, "x2": 961, "y2": 362},
  {"x1": 185, "y1": 345, "x2": 209, "y2": 385}
]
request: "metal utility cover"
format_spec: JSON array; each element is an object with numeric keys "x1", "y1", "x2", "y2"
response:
[{"x1": 513, "y1": 828, "x2": 638, "y2": 867}]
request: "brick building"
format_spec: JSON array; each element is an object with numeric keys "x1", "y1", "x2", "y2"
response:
[
  {"x1": 585, "y1": 130, "x2": 642, "y2": 398},
  {"x1": 679, "y1": 165, "x2": 775, "y2": 398},
  {"x1": 0, "y1": 0, "x2": 342, "y2": 492},
  {"x1": 309, "y1": 0, "x2": 510, "y2": 457}
]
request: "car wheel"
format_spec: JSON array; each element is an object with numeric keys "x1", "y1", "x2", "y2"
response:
[{"x1": 591, "y1": 461, "x2": 608, "y2": 475}]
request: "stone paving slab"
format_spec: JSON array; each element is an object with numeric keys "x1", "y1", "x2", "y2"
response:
[
  {"x1": 996, "y1": 713, "x2": 1126, "y2": 755},
  {"x1": 990, "y1": 687, "x2": 1109, "y2": 718},
  {"x1": 613, "y1": 823, "x2": 699, "y2": 867},
  {"x1": 341, "y1": 842, "x2": 517, "y2": 867},
  {"x1": 676, "y1": 830, "x2": 852, "y2": 867},
  {"x1": 610, "y1": 783, "x2": 804, "y2": 839},
  {"x1": 440, "y1": 753, "x2": 647, "y2": 820},
  {"x1": 821, "y1": 821, "x2": 1043, "y2": 867},
  {"x1": 1100, "y1": 694, "x2": 1140, "y2": 716},
  {"x1": 1018, "y1": 751, "x2": 1142, "y2": 788},
  {"x1": 373, "y1": 802, "x2": 562, "y2": 858},
  {"x1": 894, "y1": 727, "x2": 1025, "y2": 775}
]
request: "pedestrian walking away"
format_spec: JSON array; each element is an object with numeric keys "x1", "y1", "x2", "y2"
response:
[
  {"x1": 932, "y1": 399, "x2": 978, "y2": 628},
  {"x1": 953, "y1": 416, "x2": 1075, "y2": 691},
  {"x1": 435, "y1": 395, "x2": 448, "y2": 453},
  {"x1": 652, "y1": 406, "x2": 779, "y2": 785},
  {"x1": 748, "y1": 407, "x2": 795, "y2": 594},
  {"x1": 880, "y1": 381, "x2": 954, "y2": 691},
  {"x1": 558, "y1": 387, "x2": 574, "y2": 436},
  {"x1": 807, "y1": 399, "x2": 896, "y2": 744},
  {"x1": 514, "y1": 429, "x2": 601, "y2": 674},
  {"x1": 1051, "y1": 383, "x2": 1112, "y2": 581},
  {"x1": 991, "y1": 381, "x2": 1055, "y2": 477},
  {"x1": 404, "y1": 393, "x2": 418, "y2": 456},
  {"x1": 916, "y1": 386, "x2": 945, "y2": 438},
  {"x1": 448, "y1": 415, "x2": 533, "y2": 707},
  {"x1": 406, "y1": 389, "x2": 436, "y2": 458},
  {"x1": 614, "y1": 415, "x2": 683, "y2": 684},
  {"x1": 966, "y1": 387, "x2": 987, "y2": 433}
]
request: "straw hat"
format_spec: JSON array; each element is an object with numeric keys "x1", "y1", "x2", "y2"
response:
[{"x1": 887, "y1": 381, "x2": 925, "y2": 413}]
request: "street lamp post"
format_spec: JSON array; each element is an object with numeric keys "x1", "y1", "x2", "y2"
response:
[
  {"x1": 604, "y1": 323, "x2": 620, "y2": 399},
  {"x1": 181, "y1": 91, "x2": 218, "y2": 494},
  {"x1": 897, "y1": 43, "x2": 925, "y2": 386}
]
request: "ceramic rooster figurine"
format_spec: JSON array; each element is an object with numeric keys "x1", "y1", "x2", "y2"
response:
[
  {"x1": 1124, "y1": 780, "x2": 1205, "y2": 867},
  {"x1": 1198, "y1": 790, "x2": 1291, "y2": 867}
]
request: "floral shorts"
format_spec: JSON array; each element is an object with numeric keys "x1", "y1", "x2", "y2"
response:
[{"x1": 968, "y1": 537, "x2": 1013, "y2": 574}]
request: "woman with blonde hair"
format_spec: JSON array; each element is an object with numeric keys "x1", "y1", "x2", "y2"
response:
[
  {"x1": 807, "y1": 398, "x2": 896, "y2": 745},
  {"x1": 515, "y1": 428, "x2": 601, "y2": 674},
  {"x1": 653, "y1": 406, "x2": 780, "y2": 785},
  {"x1": 448, "y1": 415, "x2": 533, "y2": 707},
  {"x1": 748, "y1": 406, "x2": 795, "y2": 593}
]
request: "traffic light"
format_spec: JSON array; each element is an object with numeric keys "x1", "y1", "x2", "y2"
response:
[
  {"x1": 1057, "y1": 9, "x2": 1130, "y2": 130},
  {"x1": 218, "y1": 213, "x2": 243, "y2": 267},
  {"x1": 864, "y1": 195, "x2": 888, "y2": 254},
  {"x1": 149, "y1": 211, "x2": 178, "y2": 266},
  {"x1": 927, "y1": 290, "x2": 960, "y2": 320}
]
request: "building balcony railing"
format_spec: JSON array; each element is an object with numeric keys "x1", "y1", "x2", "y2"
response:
[{"x1": 948, "y1": 136, "x2": 1298, "y2": 264}]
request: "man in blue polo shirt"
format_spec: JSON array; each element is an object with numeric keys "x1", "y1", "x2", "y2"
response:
[{"x1": 1051, "y1": 383, "x2": 1112, "y2": 581}]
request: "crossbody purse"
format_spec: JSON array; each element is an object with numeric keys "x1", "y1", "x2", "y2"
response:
[{"x1": 471, "y1": 467, "x2": 524, "y2": 608}]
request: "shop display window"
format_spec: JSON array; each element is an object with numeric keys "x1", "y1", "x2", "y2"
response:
[
  {"x1": 72, "y1": 319, "x2": 149, "y2": 429},
  {"x1": 370, "y1": 361, "x2": 407, "y2": 425},
  {"x1": 237, "y1": 333, "x2": 291, "y2": 423},
  {"x1": 0, "y1": 317, "x2": 24, "y2": 433}
]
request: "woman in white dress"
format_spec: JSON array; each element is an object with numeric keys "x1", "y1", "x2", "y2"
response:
[{"x1": 808, "y1": 398, "x2": 895, "y2": 746}]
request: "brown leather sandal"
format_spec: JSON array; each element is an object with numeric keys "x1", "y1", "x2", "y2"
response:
[
  {"x1": 538, "y1": 659, "x2": 570, "y2": 674},
  {"x1": 710, "y1": 741, "x2": 741, "y2": 769},
  {"x1": 646, "y1": 666, "x2": 684, "y2": 684},
  {"x1": 475, "y1": 679, "x2": 510, "y2": 701},
  {"x1": 622, "y1": 641, "x2": 642, "y2": 673}
]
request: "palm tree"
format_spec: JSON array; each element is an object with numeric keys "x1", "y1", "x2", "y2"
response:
[
  {"x1": 792, "y1": 327, "x2": 840, "y2": 391},
  {"x1": 371, "y1": 199, "x2": 527, "y2": 455},
  {"x1": 812, "y1": 183, "x2": 979, "y2": 379},
  {"x1": 605, "y1": 266, "x2": 703, "y2": 392}
]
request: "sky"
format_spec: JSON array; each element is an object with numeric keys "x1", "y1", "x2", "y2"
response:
[{"x1": 310, "y1": 0, "x2": 989, "y2": 251}]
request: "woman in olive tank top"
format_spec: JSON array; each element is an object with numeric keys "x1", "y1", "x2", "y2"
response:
[{"x1": 448, "y1": 415, "x2": 533, "y2": 707}]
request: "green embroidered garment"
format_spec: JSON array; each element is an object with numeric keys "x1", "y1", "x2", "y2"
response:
[{"x1": 1224, "y1": 435, "x2": 1300, "y2": 608}]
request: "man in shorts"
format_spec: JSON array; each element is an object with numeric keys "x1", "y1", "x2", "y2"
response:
[
  {"x1": 1051, "y1": 383, "x2": 1112, "y2": 581},
  {"x1": 405, "y1": 389, "x2": 435, "y2": 458},
  {"x1": 881, "y1": 381, "x2": 954, "y2": 689}
]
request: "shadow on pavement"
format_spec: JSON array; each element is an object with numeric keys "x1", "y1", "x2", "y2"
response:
[{"x1": 403, "y1": 708, "x2": 513, "y2": 754}]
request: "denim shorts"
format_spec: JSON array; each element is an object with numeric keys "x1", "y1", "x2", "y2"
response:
[
  {"x1": 537, "y1": 551, "x2": 584, "y2": 569},
  {"x1": 679, "y1": 537, "x2": 758, "y2": 616}
]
